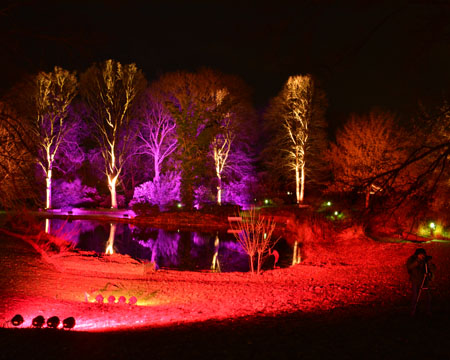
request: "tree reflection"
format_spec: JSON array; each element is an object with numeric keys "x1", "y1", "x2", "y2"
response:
[{"x1": 105, "y1": 223, "x2": 116, "y2": 254}]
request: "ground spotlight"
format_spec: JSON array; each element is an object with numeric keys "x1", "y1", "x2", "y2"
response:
[
  {"x1": 46, "y1": 316, "x2": 60, "y2": 329},
  {"x1": 11, "y1": 314, "x2": 24, "y2": 326},
  {"x1": 62, "y1": 317, "x2": 76, "y2": 329},
  {"x1": 32, "y1": 315, "x2": 45, "y2": 328}
]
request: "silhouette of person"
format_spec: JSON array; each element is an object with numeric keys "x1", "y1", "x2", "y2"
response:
[{"x1": 406, "y1": 248, "x2": 436, "y2": 316}]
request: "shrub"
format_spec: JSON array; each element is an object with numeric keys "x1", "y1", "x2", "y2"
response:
[
  {"x1": 52, "y1": 178, "x2": 99, "y2": 208},
  {"x1": 130, "y1": 171, "x2": 180, "y2": 210}
]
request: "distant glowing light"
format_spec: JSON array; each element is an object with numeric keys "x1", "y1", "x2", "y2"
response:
[
  {"x1": 429, "y1": 222, "x2": 436, "y2": 229},
  {"x1": 264, "y1": 199, "x2": 269, "y2": 204},
  {"x1": 177, "y1": 203, "x2": 182, "y2": 208},
  {"x1": 327, "y1": 201, "x2": 331, "y2": 206},
  {"x1": 334, "y1": 211, "x2": 339, "y2": 216}
]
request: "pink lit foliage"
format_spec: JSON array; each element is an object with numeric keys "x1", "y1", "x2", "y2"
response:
[
  {"x1": 52, "y1": 178, "x2": 99, "y2": 209},
  {"x1": 130, "y1": 171, "x2": 180, "y2": 209},
  {"x1": 222, "y1": 175, "x2": 258, "y2": 210}
]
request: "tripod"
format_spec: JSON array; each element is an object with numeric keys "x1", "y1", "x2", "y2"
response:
[{"x1": 411, "y1": 260, "x2": 430, "y2": 316}]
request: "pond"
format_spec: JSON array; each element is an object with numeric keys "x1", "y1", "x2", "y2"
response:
[{"x1": 44, "y1": 218, "x2": 292, "y2": 272}]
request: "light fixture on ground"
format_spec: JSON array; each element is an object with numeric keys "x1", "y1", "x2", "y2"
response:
[
  {"x1": 47, "y1": 316, "x2": 60, "y2": 329},
  {"x1": 32, "y1": 315, "x2": 45, "y2": 328},
  {"x1": 11, "y1": 314, "x2": 24, "y2": 326},
  {"x1": 62, "y1": 317, "x2": 76, "y2": 329}
]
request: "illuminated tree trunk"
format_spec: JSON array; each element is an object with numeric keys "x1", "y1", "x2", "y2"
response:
[
  {"x1": 108, "y1": 173, "x2": 119, "y2": 209},
  {"x1": 45, "y1": 170, "x2": 52, "y2": 209},
  {"x1": 295, "y1": 165, "x2": 300, "y2": 204},
  {"x1": 216, "y1": 172, "x2": 222, "y2": 205},
  {"x1": 300, "y1": 162, "x2": 305, "y2": 203}
]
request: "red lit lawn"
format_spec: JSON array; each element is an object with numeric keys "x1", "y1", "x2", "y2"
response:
[{"x1": 1, "y1": 228, "x2": 450, "y2": 358}]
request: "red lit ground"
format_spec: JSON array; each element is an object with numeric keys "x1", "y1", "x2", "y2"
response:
[{"x1": 1, "y1": 230, "x2": 450, "y2": 359}]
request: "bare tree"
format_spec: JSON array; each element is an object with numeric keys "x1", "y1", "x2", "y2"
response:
[
  {"x1": 229, "y1": 207, "x2": 278, "y2": 274},
  {"x1": 362, "y1": 103, "x2": 450, "y2": 214},
  {"x1": 32, "y1": 66, "x2": 77, "y2": 209},
  {"x1": 136, "y1": 87, "x2": 177, "y2": 182},
  {"x1": 80, "y1": 59, "x2": 146, "y2": 208},
  {"x1": 265, "y1": 74, "x2": 327, "y2": 204}
]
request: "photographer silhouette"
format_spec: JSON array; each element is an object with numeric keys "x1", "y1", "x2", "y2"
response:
[{"x1": 406, "y1": 248, "x2": 436, "y2": 316}]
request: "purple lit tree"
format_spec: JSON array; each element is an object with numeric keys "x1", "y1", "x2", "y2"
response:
[
  {"x1": 155, "y1": 69, "x2": 224, "y2": 208},
  {"x1": 136, "y1": 87, "x2": 177, "y2": 183},
  {"x1": 80, "y1": 59, "x2": 146, "y2": 208}
]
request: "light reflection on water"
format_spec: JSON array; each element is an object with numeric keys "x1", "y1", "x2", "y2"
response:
[{"x1": 45, "y1": 218, "x2": 252, "y2": 272}]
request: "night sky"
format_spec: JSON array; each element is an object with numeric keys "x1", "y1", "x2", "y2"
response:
[{"x1": 1, "y1": 0, "x2": 449, "y2": 128}]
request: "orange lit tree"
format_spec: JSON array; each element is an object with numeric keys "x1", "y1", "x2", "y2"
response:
[
  {"x1": 32, "y1": 67, "x2": 77, "y2": 209},
  {"x1": 328, "y1": 110, "x2": 410, "y2": 208},
  {"x1": 0, "y1": 102, "x2": 35, "y2": 208},
  {"x1": 80, "y1": 59, "x2": 146, "y2": 208},
  {"x1": 264, "y1": 74, "x2": 327, "y2": 204}
]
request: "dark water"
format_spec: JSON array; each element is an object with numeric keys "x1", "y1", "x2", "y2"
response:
[{"x1": 44, "y1": 218, "x2": 291, "y2": 272}]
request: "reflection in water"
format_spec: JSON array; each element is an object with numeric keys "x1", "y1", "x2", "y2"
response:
[
  {"x1": 137, "y1": 229, "x2": 180, "y2": 269},
  {"x1": 105, "y1": 223, "x2": 116, "y2": 254},
  {"x1": 211, "y1": 233, "x2": 220, "y2": 272},
  {"x1": 45, "y1": 219, "x2": 277, "y2": 272},
  {"x1": 292, "y1": 240, "x2": 301, "y2": 265},
  {"x1": 45, "y1": 218, "x2": 51, "y2": 234}
]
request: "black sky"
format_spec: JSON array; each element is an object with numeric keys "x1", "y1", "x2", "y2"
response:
[{"x1": 1, "y1": 0, "x2": 449, "y2": 126}]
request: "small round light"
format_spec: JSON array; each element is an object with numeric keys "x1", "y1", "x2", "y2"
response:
[
  {"x1": 47, "y1": 316, "x2": 60, "y2": 329},
  {"x1": 326, "y1": 201, "x2": 332, "y2": 206},
  {"x1": 334, "y1": 211, "x2": 339, "y2": 216},
  {"x1": 11, "y1": 314, "x2": 24, "y2": 327},
  {"x1": 32, "y1": 315, "x2": 45, "y2": 328},
  {"x1": 62, "y1": 317, "x2": 76, "y2": 329},
  {"x1": 429, "y1": 222, "x2": 436, "y2": 229}
]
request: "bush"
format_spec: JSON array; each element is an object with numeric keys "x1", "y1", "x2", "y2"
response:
[
  {"x1": 52, "y1": 178, "x2": 100, "y2": 208},
  {"x1": 130, "y1": 171, "x2": 181, "y2": 210}
]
